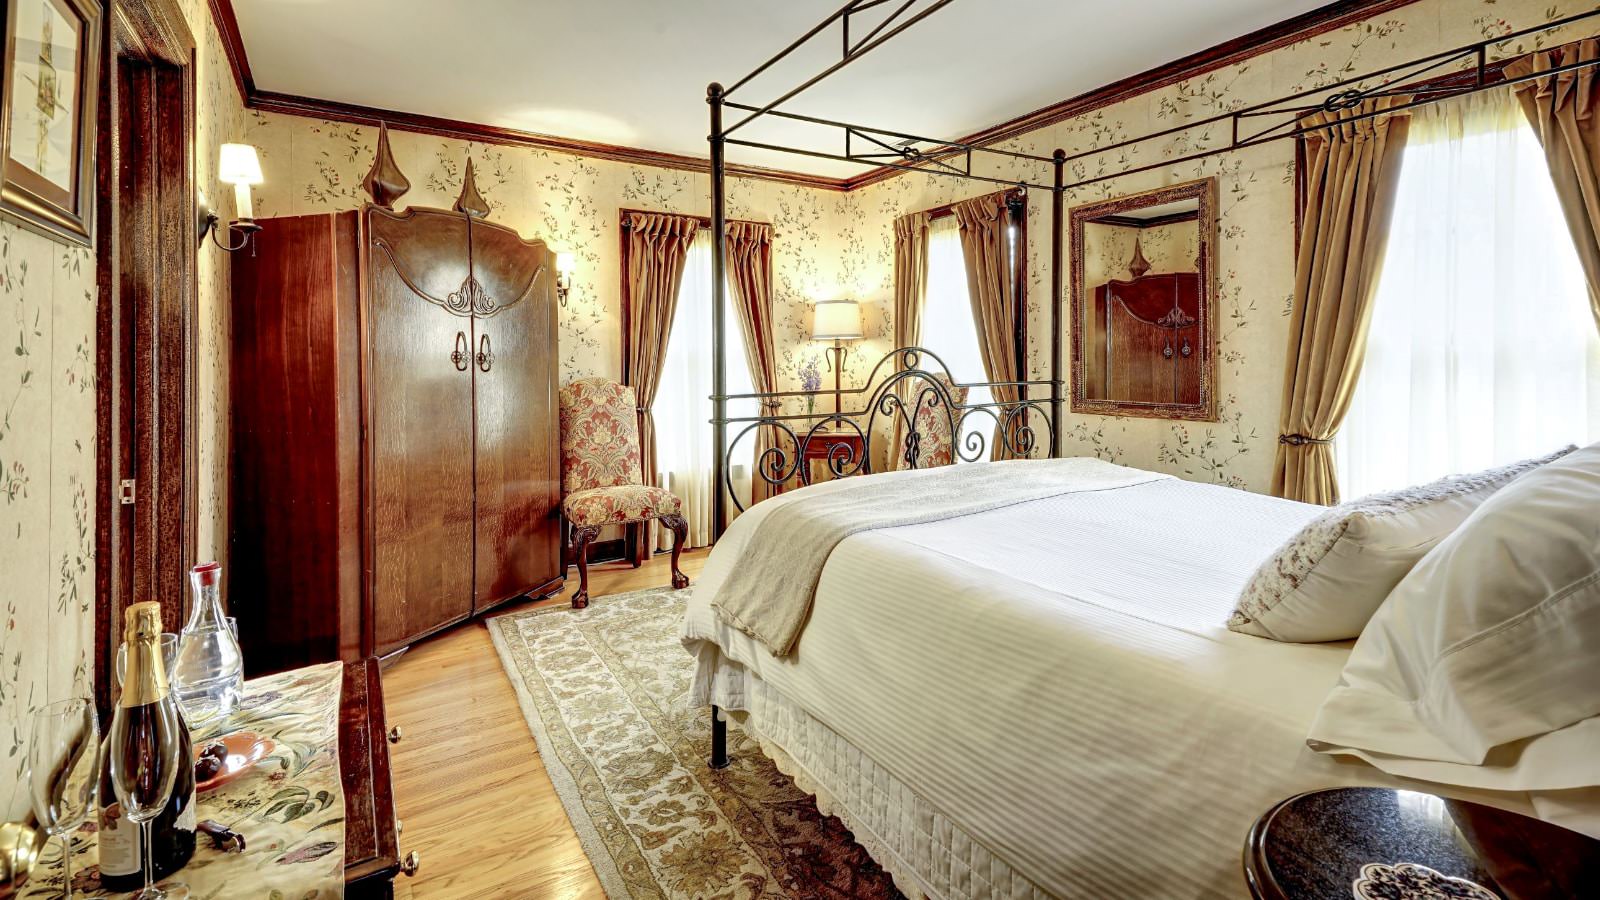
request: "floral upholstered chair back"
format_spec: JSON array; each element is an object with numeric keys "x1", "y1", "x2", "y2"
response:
[
  {"x1": 559, "y1": 377, "x2": 644, "y2": 495},
  {"x1": 895, "y1": 374, "x2": 969, "y2": 471}
]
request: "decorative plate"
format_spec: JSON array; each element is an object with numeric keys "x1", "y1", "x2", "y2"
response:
[
  {"x1": 1351, "y1": 862, "x2": 1498, "y2": 900},
  {"x1": 194, "y1": 731, "x2": 276, "y2": 793}
]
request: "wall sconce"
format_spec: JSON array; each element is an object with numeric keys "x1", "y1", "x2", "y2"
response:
[
  {"x1": 555, "y1": 251, "x2": 575, "y2": 307},
  {"x1": 198, "y1": 143, "x2": 264, "y2": 252},
  {"x1": 811, "y1": 298, "x2": 863, "y2": 417}
]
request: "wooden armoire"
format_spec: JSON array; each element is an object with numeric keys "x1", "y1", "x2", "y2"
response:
[
  {"x1": 229, "y1": 130, "x2": 563, "y2": 675},
  {"x1": 1086, "y1": 272, "x2": 1203, "y2": 406}
]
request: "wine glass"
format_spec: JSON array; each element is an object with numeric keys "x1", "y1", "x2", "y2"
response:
[
  {"x1": 116, "y1": 633, "x2": 179, "y2": 687},
  {"x1": 107, "y1": 699, "x2": 187, "y2": 900},
  {"x1": 28, "y1": 698, "x2": 99, "y2": 899}
]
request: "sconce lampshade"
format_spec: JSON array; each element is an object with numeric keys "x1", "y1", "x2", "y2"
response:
[
  {"x1": 812, "y1": 299, "x2": 863, "y2": 341},
  {"x1": 218, "y1": 143, "x2": 264, "y2": 186},
  {"x1": 556, "y1": 251, "x2": 576, "y2": 276}
]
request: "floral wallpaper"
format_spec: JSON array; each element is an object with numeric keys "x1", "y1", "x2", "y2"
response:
[
  {"x1": 841, "y1": 0, "x2": 1599, "y2": 493},
  {"x1": 0, "y1": 221, "x2": 95, "y2": 822}
]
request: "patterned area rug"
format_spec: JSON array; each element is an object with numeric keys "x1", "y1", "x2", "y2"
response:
[{"x1": 486, "y1": 587, "x2": 901, "y2": 899}]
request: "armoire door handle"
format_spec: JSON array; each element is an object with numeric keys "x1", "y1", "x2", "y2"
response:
[
  {"x1": 476, "y1": 333, "x2": 494, "y2": 372},
  {"x1": 451, "y1": 331, "x2": 469, "y2": 371}
]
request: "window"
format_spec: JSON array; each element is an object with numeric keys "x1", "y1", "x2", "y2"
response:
[
  {"x1": 919, "y1": 215, "x2": 993, "y2": 458},
  {"x1": 653, "y1": 229, "x2": 755, "y2": 546},
  {"x1": 1336, "y1": 90, "x2": 1600, "y2": 497}
]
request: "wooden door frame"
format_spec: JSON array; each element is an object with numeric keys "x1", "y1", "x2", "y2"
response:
[{"x1": 92, "y1": 0, "x2": 199, "y2": 718}]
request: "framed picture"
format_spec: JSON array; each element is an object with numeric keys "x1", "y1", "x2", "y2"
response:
[{"x1": 0, "y1": 0, "x2": 100, "y2": 245}]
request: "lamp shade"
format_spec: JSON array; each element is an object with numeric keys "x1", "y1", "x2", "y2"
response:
[
  {"x1": 556, "y1": 251, "x2": 576, "y2": 276},
  {"x1": 218, "y1": 143, "x2": 264, "y2": 186},
  {"x1": 812, "y1": 299, "x2": 863, "y2": 340}
]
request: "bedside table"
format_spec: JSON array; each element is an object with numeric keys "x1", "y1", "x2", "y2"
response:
[
  {"x1": 777, "y1": 429, "x2": 867, "y2": 492},
  {"x1": 1243, "y1": 787, "x2": 1599, "y2": 899}
]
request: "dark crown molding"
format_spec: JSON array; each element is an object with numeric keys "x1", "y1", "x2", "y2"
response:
[
  {"x1": 247, "y1": 90, "x2": 852, "y2": 190},
  {"x1": 209, "y1": 0, "x2": 1421, "y2": 195}
]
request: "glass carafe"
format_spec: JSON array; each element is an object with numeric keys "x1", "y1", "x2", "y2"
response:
[{"x1": 172, "y1": 562, "x2": 244, "y2": 724}]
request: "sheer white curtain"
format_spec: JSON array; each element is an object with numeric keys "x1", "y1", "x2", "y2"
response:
[
  {"x1": 653, "y1": 230, "x2": 754, "y2": 548},
  {"x1": 921, "y1": 216, "x2": 993, "y2": 458},
  {"x1": 1336, "y1": 90, "x2": 1600, "y2": 497}
]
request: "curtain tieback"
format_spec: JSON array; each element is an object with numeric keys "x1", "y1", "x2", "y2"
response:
[
  {"x1": 760, "y1": 400, "x2": 782, "y2": 413},
  {"x1": 1278, "y1": 433, "x2": 1331, "y2": 446}
]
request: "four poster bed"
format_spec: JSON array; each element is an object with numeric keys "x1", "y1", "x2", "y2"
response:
[{"x1": 688, "y1": 3, "x2": 1600, "y2": 896}]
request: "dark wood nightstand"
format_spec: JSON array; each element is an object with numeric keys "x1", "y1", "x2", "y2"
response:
[
  {"x1": 1243, "y1": 787, "x2": 1600, "y2": 900},
  {"x1": 775, "y1": 429, "x2": 867, "y2": 493}
]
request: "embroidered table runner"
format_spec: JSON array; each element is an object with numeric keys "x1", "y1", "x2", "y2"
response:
[
  {"x1": 712, "y1": 457, "x2": 1170, "y2": 656},
  {"x1": 20, "y1": 661, "x2": 347, "y2": 899}
]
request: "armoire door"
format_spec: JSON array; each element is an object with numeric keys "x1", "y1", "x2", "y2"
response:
[
  {"x1": 468, "y1": 219, "x2": 563, "y2": 611},
  {"x1": 1171, "y1": 275, "x2": 1203, "y2": 405},
  {"x1": 365, "y1": 207, "x2": 478, "y2": 653}
]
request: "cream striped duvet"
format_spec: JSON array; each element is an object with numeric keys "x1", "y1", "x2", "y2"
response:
[{"x1": 682, "y1": 468, "x2": 1551, "y2": 898}]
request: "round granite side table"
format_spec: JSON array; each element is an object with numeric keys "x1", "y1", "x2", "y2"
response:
[{"x1": 1243, "y1": 787, "x2": 1600, "y2": 900}]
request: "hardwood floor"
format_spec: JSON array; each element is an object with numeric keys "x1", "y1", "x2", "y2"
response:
[{"x1": 380, "y1": 548, "x2": 711, "y2": 899}]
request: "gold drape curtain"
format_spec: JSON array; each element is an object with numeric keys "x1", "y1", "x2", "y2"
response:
[
  {"x1": 1272, "y1": 98, "x2": 1412, "y2": 504},
  {"x1": 1507, "y1": 37, "x2": 1600, "y2": 331},
  {"x1": 891, "y1": 211, "x2": 931, "y2": 468},
  {"x1": 725, "y1": 221, "x2": 782, "y2": 504},
  {"x1": 894, "y1": 211, "x2": 931, "y2": 349},
  {"x1": 622, "y1": 211, "x2": 700, "y2": 487},
  {"x1": 953, "y1": 191, "x2": 1020, "y2": 460}
]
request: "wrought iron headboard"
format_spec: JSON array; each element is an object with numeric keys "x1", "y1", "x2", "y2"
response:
[{"x1": 716, "y1": 346, "x2": 1057, "y2": 513}]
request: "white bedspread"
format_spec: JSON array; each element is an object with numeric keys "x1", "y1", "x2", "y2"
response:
[
  {"x1": 682, "y1": 470, "x2": 1557, "y2": 898},
  {"x1": 714, "y1": 458, "x2": 1167, "y2": 656}
]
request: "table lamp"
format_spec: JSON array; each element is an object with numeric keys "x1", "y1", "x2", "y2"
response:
[{"x1": 812, "y1": 299, "x2": 863, "y2": 418}]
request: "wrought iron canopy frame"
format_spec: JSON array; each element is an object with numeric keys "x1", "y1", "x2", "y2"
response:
[{"x1": 704, "y1": 0, "x2": 1600, "y2": 538}]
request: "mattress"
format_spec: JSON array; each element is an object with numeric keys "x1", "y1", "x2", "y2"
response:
[{"x1": 681, "y1": 472, "x2": 1548, "y2": 898}]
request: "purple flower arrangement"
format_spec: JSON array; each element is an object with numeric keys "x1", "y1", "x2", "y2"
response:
[{"x1": 799, "y1": 357, "x2": 822, "y2": 416}]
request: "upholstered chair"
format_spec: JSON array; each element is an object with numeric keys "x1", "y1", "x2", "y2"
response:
[
  {"x1": 558, "y1": 377, "x2": 689, "y2": 609},
  {"x1": 894, "y1": 374, "x2": 970, "y2": 470}
]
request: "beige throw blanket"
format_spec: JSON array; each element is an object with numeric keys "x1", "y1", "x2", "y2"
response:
[{"x1": 711, "y1": 458, "x2": 1170, "y2": 656}]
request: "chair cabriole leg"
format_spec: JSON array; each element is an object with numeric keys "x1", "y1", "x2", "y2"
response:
[
  {"x1": 661, "y1": 514, "x2": 690, "y2": 590},
  {"x1": 571, "y1": 524, "x2": 601, "y2": 609}
]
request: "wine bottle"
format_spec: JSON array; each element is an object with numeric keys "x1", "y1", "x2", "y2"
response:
[{"x1": 98, "y1": 602, "x2": 197, "y2": 891}]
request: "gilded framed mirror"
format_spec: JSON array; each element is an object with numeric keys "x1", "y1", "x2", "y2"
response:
[{"x1": 1069, "y1": 177, "x2": 1218, "y2": 421}]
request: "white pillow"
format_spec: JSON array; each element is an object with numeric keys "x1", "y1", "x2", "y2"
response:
[
  {"x1": 1307, "y1": 441, "x2": 1600, "y2": 791},
  {"x1": 1228, "y1": 446, "x2": 1575, "y2": 642}
]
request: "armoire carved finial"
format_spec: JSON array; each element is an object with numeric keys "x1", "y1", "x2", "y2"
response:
[
  {"x1": 362, "y1": 122, "x2": 411, "y2": 209},
  {"x1": 454, "y1": 157, "x2": 491, "y2": 219},
  {"x1": 1128, "y1": 233, "x2": 1151, "y2": 279}
]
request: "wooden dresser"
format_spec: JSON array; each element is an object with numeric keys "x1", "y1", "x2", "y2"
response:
[
  {"x1": 341, "y1": 659, "x2": 412, "y2": 897},
  {"x1": 229, "y1": 143, "x2": 563, "y2": 676}
]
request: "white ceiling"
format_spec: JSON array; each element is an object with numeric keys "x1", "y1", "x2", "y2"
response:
[{"x1": 232, "y1": 0, "x2": 1330, "y2": 178}]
